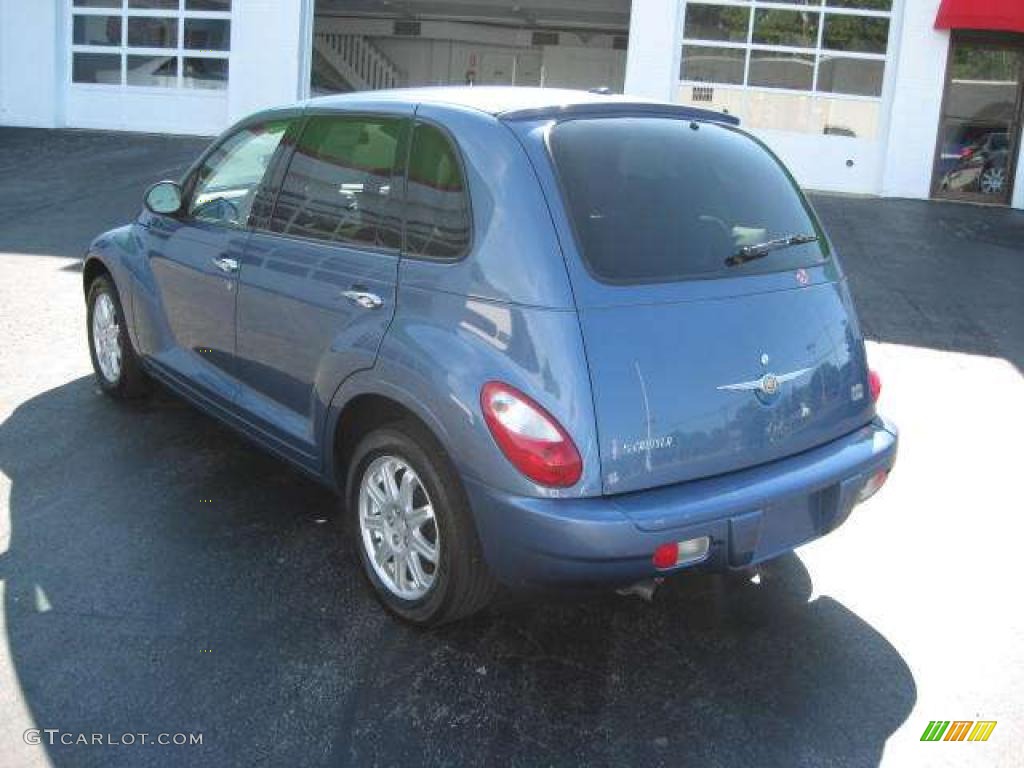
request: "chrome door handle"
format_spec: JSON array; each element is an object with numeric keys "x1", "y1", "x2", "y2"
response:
[
  {"x1": 341, "y1": 290, "x2": 384, "y2": 310},
  {"x1": 212, "y1": 257, "x2": 239, "y2": 274}
]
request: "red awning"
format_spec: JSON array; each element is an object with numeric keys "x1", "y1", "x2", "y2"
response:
[{"x1": 936, "y1": 0, "x2": 1024, "y2": 34}]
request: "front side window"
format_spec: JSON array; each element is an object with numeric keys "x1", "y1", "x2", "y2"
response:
[
  {"x1": 188, "y1": 122, "x2": 287, "y2": 227},
  {"x1": 405, "y1": 123, "x2": 471, "y2": 260},
  {"x1": 550, "y1": 117, "x2": 827, "y2": 284},
  {"x1": 270, "y1": 116, "x2": 405, "y2": 249}
]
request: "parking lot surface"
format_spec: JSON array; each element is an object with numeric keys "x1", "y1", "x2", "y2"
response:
[{"x1": 1, "y1": 127, "x2": 1022, "y2": 767}]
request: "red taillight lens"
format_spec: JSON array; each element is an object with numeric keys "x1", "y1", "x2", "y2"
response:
[
  {"x1": 480, "y1": 382, "x2": 582, "y2": 487},
  {"x1": 868, "y1": 369, "x2": 882, "y2": 403},
  {"x1": 652, "y1": 543, "x2": 679, "y2": 570}
]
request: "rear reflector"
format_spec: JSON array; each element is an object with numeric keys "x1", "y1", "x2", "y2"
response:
[
  {"x1": 868, "y1": 369, "x2": 882, "y2": 403},
  {"x1": 652, "y1": 536, "x2": 711, "y2": 570},
  {"x1": 857, "y1": 468, "x2": 889, "y2": 503}
]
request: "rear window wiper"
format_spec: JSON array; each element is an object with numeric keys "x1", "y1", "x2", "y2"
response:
[{"x1": 725, "y1": 233, "x2": 818, "y2": 267}]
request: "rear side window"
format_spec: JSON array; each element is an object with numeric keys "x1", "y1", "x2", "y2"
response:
[
  {"x1": 405, "y1": 123, "x2": 471, "y2": 260},
  {"x1": 549, "y1": 117, "x2": 828, "y2": 284},
  {"x1": 270, "y1": 115, "x2": 404, "y2": 249}
]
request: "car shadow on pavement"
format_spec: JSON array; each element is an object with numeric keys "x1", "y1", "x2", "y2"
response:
[{"x1": 1, "y1": 377, "x2": 916, "y2": 768}]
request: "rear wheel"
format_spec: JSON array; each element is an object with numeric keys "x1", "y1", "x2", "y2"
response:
[
  {"x1": 86, "y1": 275, "x2": 150, "y2": 399},
  {"x1": 346, "y1": 422, "x2": 497, "y2": 625},
  {"x1": 979, "y1": 166, "x2": 1007, "y2": 196}
]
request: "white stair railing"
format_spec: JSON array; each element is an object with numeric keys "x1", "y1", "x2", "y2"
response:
[{"x1": 313, "y1": 33, "x2": 402, "y2": 91}]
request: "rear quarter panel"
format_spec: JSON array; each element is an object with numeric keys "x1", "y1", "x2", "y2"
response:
[{"x1": 325, "y1": 104, "x2": 603, "y2": 498}]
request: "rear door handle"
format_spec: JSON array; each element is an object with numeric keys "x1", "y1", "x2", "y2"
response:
[
  {"x1": 212, "y1": 257, "x2": 239, "y2": 274},
  {"x1": 341, "y1": 289, "x2": 384, "y2": 310}
]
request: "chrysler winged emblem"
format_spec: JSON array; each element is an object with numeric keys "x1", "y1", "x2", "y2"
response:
[{"x1": 717, "y1": 365, "x2": 813, "y2": 396}]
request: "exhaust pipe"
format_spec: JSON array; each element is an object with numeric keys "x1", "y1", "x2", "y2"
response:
[{"x1": 616, "y1": 578, "x2": 663, "y2": 603}]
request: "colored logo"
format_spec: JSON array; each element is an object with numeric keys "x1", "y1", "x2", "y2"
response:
[{"x1": 920, "y1": 720, "x2": 997, "y2": 742}]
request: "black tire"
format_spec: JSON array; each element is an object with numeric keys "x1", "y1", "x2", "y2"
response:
[
  {"x1": 86, "y1": 274, "x2": 150, "y2": 399},
  {"x1": 345, "y1": 421, "x2": 497, "y2": 626}
]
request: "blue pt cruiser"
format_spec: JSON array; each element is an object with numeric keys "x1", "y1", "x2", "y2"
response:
[{"x1": 83, "y1": 87, "x2": 897, "y2": 625}]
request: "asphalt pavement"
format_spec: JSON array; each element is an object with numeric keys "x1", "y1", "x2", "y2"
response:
[{"x1": 0, "y1": 127, "x2": 1022, "y2": 767}]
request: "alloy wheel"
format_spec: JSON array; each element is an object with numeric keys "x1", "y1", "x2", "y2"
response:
[
  {"x1": 358, "y1": 455, "x2": 440, "y2": 600},
  {"x1": 92, "y1": 292, "x2": 122, "y2": 384},
  {"x1": 980, "y1": 167, "x2": 1006, "y2": 195}
]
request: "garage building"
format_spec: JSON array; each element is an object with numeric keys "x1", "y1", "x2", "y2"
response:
[{"x1": 1, "y1": 0, "x2": 1022, "y2": 208}]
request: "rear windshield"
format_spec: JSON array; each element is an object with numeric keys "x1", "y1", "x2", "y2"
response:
[{"x1": 549, "y1": 117, "x2": 828, "y2": 284}]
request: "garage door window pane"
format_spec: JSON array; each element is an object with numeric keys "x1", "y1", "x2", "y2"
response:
[
  {"x1": 271, "y1": 117, "x2": 405, "y2": 248},
  {"x1": 73, "y1": 0, "x2": 121, "y2": 7},
  {"x1": 817, "y1": 55, "x2": 884, "y2": 96},
  {"x1": 127, "y1": 17, "x2": 178, "y2": 48},
  {"x1": 187, "y1": 0, "x2": 231, "y2": 9},
  {"x1": 127, "y1": 54, "x2": 178, "y2": 86},
  {"x1": 185, "y1": 19, "x2": 230, "y2": 51},
  {"x1": 128, "y1": 0, "x2": 177, "y2": 8},
  {"x1": 681, "y1": 45, "x2": 746, "y2": 85},
  {"x1": 826, "y1": 0, "x2": 891, "y2": 9},
  {"x1": 73, "y1": 15, "x2": 122, "y2": 46},
  {"x1": 684, "y1": 4, "x2": 751, "y2": 43},
  {"x1": 406, "y1": 123, "x2": 470, "y2": 259},
  {"x1": 749, "y1": 51, "x2": 815, "y2": 90},
  {"x1": 183, "y1": 58, "x2": 228, "y2": 89},
  {"x1": 73, "y1": 52, "x2": 121, "y2": 84},
  {"x1": 753, "y1": 9, "x2": 820, "y2": 48},
  {"x1": 823, "y1": 15, "x2": 889, "y2": 54}
]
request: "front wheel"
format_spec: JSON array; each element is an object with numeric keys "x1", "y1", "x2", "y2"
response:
[
  {"x1": 86, "y1": 275, "x2": 150, "y2": 399},
  {"x1": 346, "y1": 422, "x2": 497, "y2": 625}
]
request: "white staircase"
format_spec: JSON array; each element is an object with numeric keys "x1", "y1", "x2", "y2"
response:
[{"x1": 313, "y1": 33, "x2": 403, "y2": 91}]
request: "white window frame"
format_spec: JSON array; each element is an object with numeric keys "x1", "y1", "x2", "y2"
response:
[
  {"x1": 680, "y1": 0, "x2": 894, "y2": 104},
  {"x1": 69, "y1": 0, "x2": 232, "y2": 93}
]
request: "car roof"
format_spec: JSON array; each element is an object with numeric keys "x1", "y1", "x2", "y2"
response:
[{"x1": 303, "y1": 86, "x2": 738, "y2": 124}]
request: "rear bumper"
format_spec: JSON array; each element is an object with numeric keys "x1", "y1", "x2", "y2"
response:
[{"x1": 465, "y1": 417, "x2": 898, "y2": 587}]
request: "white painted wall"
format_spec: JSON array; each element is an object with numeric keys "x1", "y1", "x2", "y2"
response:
[
  {"x1": 0, "y1": 0, "x2": 61, "y2": 127},
  {"x1": 623, "y1": 0, "x2": 681, "y2": 101},
  {"x1": 751, "y1": 130, "x2": 884, "y2": 195},
  {"x1": 65, "y1": 87, "x2": 228, "y2": 135},
  {"x1": 879, "y1": 0, "x2": 949, "y2": 201},
  {"x1": 228, "y1": 0, "x2": 307, "y2": 123}
]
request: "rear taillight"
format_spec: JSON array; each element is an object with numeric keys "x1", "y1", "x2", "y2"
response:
[
  {"x1": 868, "y1": 369, "x2": 882, "y2": 403},
  {"x1": 480, "y1": 382, "x2": 582, "y2": 487}
]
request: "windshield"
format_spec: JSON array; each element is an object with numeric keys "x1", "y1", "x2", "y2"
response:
[{"x1": 549, "y1": 117, "x2": 828, "y2": 284}]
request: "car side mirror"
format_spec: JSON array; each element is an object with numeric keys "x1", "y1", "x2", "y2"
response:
[{"x1": 144, "y1": 180, "x2": 183, "y2": 215}]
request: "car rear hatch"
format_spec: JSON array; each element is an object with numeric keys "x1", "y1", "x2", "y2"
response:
[{"x1": 537, "y1": 115, "x2": 876, "y2": 495}]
